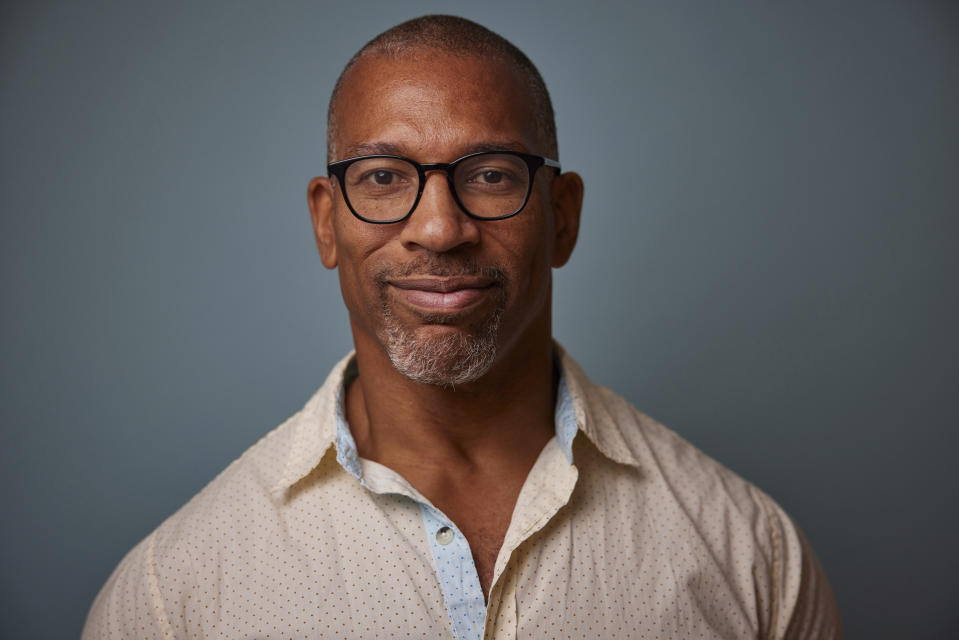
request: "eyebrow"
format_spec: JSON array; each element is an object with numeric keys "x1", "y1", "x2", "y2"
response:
[{"x1": 339, "y1": 140, "x2": 530, "y2": 161}]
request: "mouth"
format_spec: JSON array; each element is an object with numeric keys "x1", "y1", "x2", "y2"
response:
[{"x1": 387, "y1": 276, "x2": 498, "y2": 314}]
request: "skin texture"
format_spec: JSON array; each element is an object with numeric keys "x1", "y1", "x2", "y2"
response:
[{"x1": 308, "y1": 49, "x2": 583, "y2": 596}]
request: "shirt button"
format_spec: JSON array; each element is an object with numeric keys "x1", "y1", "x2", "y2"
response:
[{"x1": 436, "y1": 526, "x2": 454, "y2": 545}]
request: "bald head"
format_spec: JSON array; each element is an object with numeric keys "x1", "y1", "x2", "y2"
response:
[{"x1": 327, "y1": 15, "x2": 558, "y2": 162}]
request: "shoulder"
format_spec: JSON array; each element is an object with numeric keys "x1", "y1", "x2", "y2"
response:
[
  {"x1": 81, "y1": 413, "x2": 298, "y2": 638},
  {"x1": 580, "y1": 376, "x2": 785, "y2": 555},
  {"x1": 561, "y1": 348, "x2": 767, "y2": 516},
  {"x1": 562, "y1": 349, "x2": 843, "y2": 638},
  {"x1": 82, "y1": 362, "x2": 346, "y2": 638}
]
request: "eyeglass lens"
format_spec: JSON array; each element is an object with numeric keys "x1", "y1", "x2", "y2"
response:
[{"x1": 342, "y1": 154, "x2": 531, "y2": 221}]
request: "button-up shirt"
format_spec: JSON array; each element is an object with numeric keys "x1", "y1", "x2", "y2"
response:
[{"x1": 83, "y1": 346, "x2": 842, "y2": 639}]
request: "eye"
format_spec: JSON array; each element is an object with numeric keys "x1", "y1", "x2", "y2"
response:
[
  {"x1": 351, "y1": 167, "x2": 413, "y2": 190},
  {"x1": 477, "y1": 170, "x2": 505, "y2": 184},
  {"x1": 370, "y1": 170, "x2": 398, "y2": 185},
  {"x1": 344, "y1": 158, "x2": 417, "y2": 199},
  {"x1": 457, "y1": 154, "x2": 527, "y2": 193},
  {"x1": 466, "y1": 168, "x2": 518, "y2": 187}
]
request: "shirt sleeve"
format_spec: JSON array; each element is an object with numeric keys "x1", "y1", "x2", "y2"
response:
[
  {"x1": 81, "y1": 531, "x2": 174, "y2": 639},
  {"x1": 762, "y1": 492, "x2": 843, "y2": 640},
  {"x1": 781, "y1": 527, "x2": 844, "y2": 640}
]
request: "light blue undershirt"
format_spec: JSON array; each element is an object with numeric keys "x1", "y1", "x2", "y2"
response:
[{"x1": 332, "y1": 368, "x2": 578, "y2": 640}]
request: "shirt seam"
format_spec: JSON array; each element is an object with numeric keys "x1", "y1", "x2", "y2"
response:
[
  {"x1": 144, "y1": 530, "x2": 175, "y2": 638},
  {"x1": 759, "y1": 490, "x2": 784, "y2": 640}
]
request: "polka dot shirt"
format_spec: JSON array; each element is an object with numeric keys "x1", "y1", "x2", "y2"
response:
[{"x1": 83, "y1": 346, "x2": 842, "y2": 639}]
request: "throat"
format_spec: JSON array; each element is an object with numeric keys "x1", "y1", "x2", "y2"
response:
[
  {"x1": 423, "y1": 469, "x2": 528, "y2": 598},
  {"x1": 342, "y1": 340, "x2": 560, "y2": 594}
]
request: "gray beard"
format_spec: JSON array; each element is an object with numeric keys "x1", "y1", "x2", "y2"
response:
[
  {"x1": 378, "y1": 303, "x2": 503, "y2": 388},
  {"x1": 374, "y1": 259, "x2": 507, "y2": 388}
]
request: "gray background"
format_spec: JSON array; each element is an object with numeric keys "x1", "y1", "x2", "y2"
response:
[{"x1": 2, "y1": 1, "x2": 957, "y2": 638}]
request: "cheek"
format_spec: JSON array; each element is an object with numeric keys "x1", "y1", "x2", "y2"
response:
[
  {"x1": 499, "y1": 217, "x2": 554, "y2": 304},
  {"x1": 333, "y1": 214, "x2": 394, "y2": 317},
  {"x1": 518, "y1": 255, "x2": 553, "y2": 307}
]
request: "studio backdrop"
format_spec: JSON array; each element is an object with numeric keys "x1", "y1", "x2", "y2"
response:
[{"x1": 1, "y1": 1, "x2": 957, "y2": 638}]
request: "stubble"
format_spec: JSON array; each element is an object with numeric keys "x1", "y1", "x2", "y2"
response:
[{"x1": 373, "y1": 257, "x2": 507, "y2": 388}]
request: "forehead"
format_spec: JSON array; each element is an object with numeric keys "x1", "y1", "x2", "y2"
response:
[{"x1": 332, "y1": 51, "x2": 540, "y2": 160}]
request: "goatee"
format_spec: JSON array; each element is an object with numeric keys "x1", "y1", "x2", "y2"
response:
[{"x1": 373, "y1": 257, "x2": 507, "y2": 388}]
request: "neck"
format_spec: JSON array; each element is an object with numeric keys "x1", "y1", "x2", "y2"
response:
[{"x1": 345, "y1": 315, "x2": 556, "y2": 475}]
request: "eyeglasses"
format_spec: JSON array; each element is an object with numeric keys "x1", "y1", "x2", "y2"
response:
[{"x1": 327, "y1": 151, "x2": 561, "y2": 224}]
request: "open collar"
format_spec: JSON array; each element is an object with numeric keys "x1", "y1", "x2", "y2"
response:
[{"x1": 270, "y1": 343, "x2": 639, "y2": 498}]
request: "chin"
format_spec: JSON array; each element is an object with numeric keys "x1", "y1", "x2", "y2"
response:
[{"x1": 379, "y1": 310, "x2": 503, "y2": 388}]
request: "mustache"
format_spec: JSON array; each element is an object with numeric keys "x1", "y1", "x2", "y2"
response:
[{"x1": 373, "y1": 256, "x2": 507, "y2": 286}]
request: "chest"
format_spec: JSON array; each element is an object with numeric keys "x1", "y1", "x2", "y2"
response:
[
  {"x1": 221, "y1": 478, "x2": 750, "y2": 639},
  {"x1": 430, "y1": 482, "x2": 520, "y2": 595}
]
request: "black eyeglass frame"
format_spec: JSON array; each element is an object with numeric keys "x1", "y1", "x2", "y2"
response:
[{"x1": 327, "y1": 150, "x2": 561, "y2": 224}]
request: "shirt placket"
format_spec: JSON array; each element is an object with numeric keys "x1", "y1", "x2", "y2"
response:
[
  {"x1": 483, "y1": 438, "x2": 580, "y2": 640},
  {"x1": 420, "y1": 505, "x2": 487, "y2": 640}
]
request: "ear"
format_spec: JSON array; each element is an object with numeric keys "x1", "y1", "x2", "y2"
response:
[
  {"x1": 549, "y1": 171, "x2": 584, "y2": 268},
  {"x1": 308, "y1": 176, "x2": 338, "y2": 269}
]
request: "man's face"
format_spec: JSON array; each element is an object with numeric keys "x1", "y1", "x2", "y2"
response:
[{"x1": 310, "y1": 50, "x2": 581, "y2": 386}]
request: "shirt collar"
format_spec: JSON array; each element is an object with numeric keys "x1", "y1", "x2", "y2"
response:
[
  {"x1": 270, "y1": 343, "x2": 638, "y2": 497},
  {"x1": 553, "y1": 342, "x2": 640, "y2": 468}
]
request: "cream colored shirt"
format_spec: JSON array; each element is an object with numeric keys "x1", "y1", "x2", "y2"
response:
[{"x1": 83, "y1": 347, "x2": 842, "y2": 639}]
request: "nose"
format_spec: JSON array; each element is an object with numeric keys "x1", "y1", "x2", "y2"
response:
[{"x1": 398, "y1": 171, "x2": 481, "y2": 253}]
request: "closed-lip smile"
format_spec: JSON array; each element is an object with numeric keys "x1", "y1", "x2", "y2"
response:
[{"x1": 388, "y1": 276, "x2": 496, "y2": 313}]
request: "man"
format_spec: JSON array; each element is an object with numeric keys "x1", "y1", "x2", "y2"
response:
[{"x1": 84, "y1": 15, "x2": 842, "y2": 639}]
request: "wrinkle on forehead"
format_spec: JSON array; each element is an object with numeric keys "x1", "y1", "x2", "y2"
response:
[
  {"x1": 331, "y1": 53, "x2": 540, "y2": 162},
  {"x1": 342, "y1": 140, "x2": 532, "y2": 161}
]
